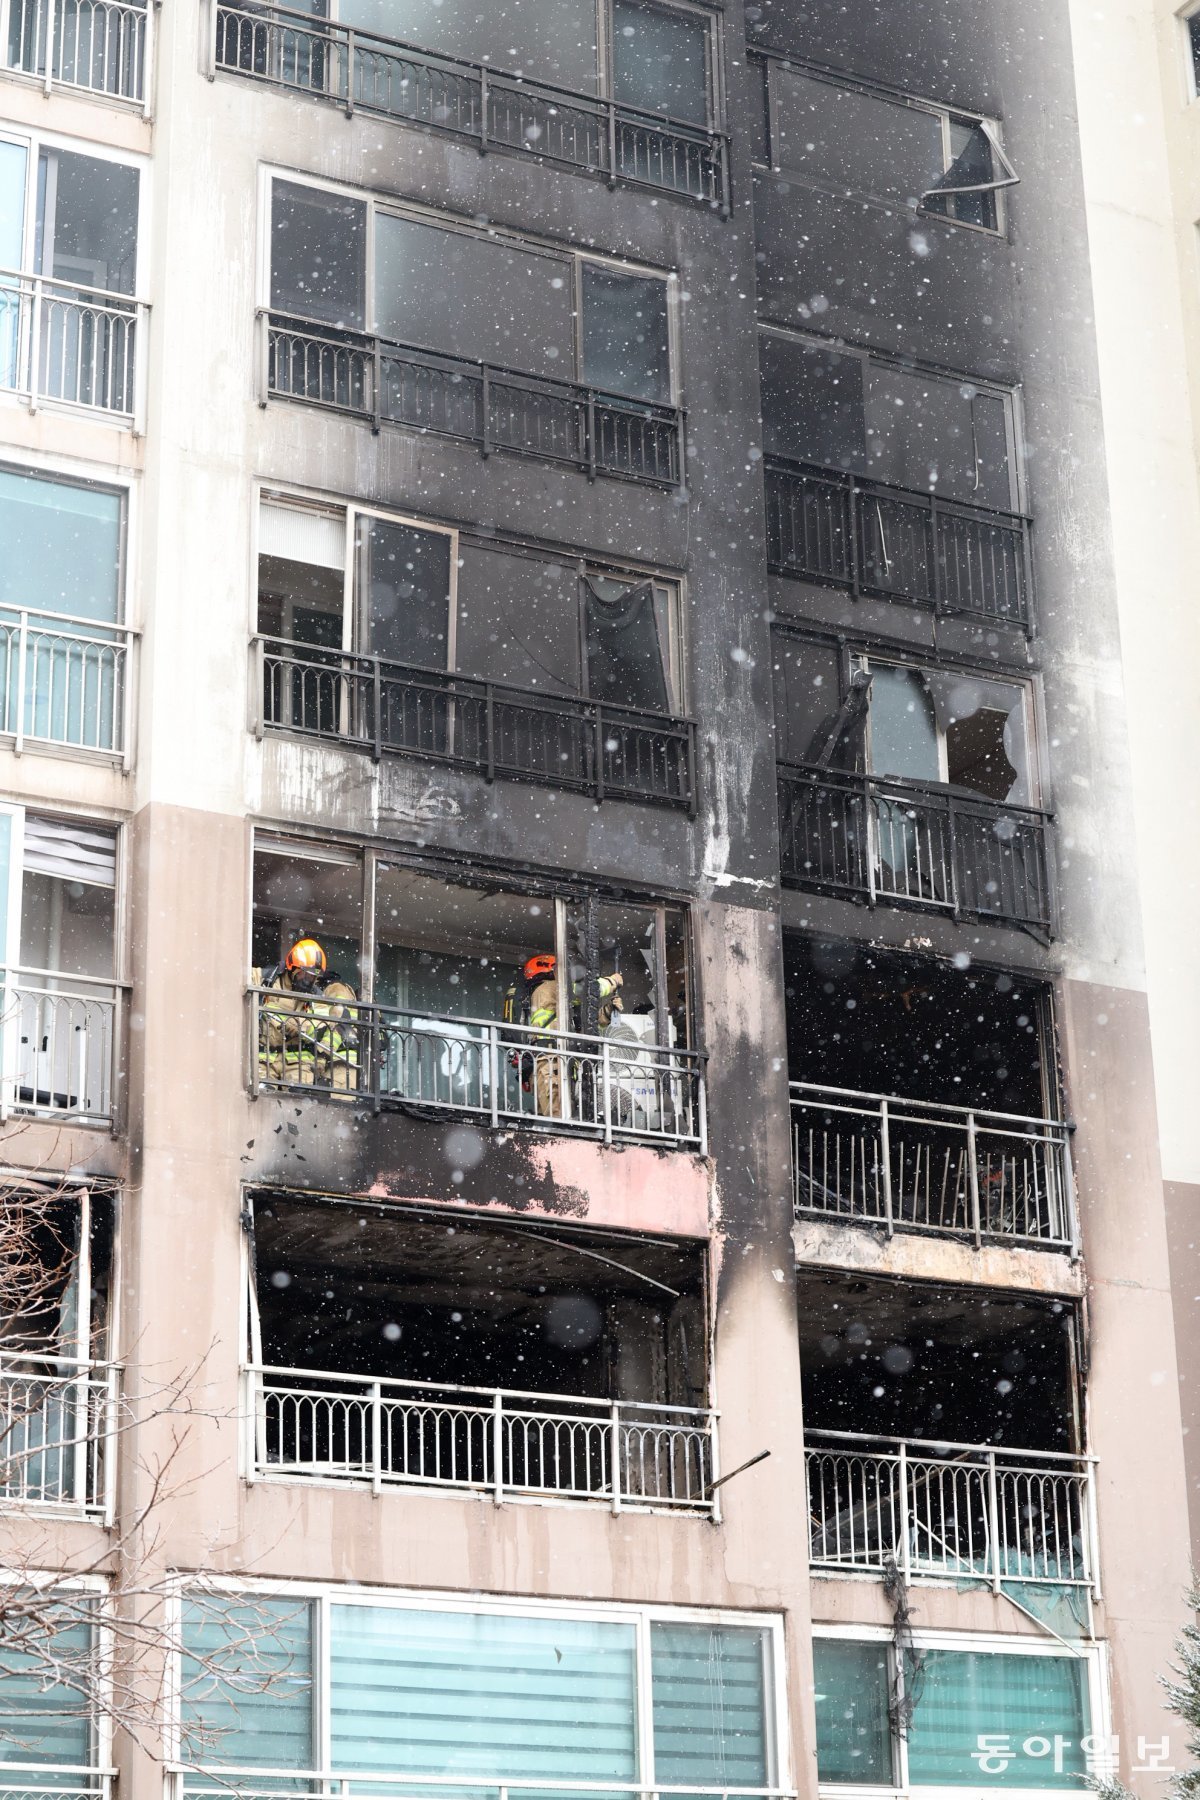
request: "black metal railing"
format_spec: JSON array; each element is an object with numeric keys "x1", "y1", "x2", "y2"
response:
[
  {"x1": 214, "y1": 0, "x2": 730, "y2": 212},
  {"x1": 765, "y1": 456, "x2": 1033, "y2": 632},
  {"x1": 261, "y1": 313, "x2": 685, "y2": 489},
  {"x1": 777, "y1": 764, "x2": 1054, "y2": 933},
  {"x1": 254, "y1": 637, "x2": 696, "y2": 812}
]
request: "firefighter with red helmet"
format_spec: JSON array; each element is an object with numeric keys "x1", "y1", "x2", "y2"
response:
[{"x1": 505, "y1": 953, "x2": 623, "y2": 1118}]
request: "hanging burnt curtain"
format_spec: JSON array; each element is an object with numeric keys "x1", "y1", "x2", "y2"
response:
[{"x1": 584, "y1": 580, "x2": 670, "y2": 714}]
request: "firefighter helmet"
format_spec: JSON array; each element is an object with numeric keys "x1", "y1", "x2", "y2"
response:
[
  {"x1": 523, "y1": 953, "x2": 556, "y2": 982},
  {"x1": 285, "y1": 937, "x2": 327, "y2": 976}
]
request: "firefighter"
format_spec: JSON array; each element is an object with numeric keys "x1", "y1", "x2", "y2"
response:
[
  {"x1": 255, "y1": 937, "x2": 360, "y2": 1091},
  {"x1": 505, "y1": 953, "x2": 623, "y2": 1118}
]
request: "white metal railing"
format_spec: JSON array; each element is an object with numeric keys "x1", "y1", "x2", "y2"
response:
[
  {"x1": 0, "y1": 607, "x2": 135, "y2": 762},
  {"x1": 246, "y1": 1365, "x2": 718, "y2": 1516},
  {"x1": 791, "y1": 1081, "x2": 1076, "y2": 1250},
  {"x1": 176, "y1": 1770, "x2": 790, "y2": 1800},
  {"x1": 4, "y1": 0, "x2": 150, "y2": 103},
  {"x1": 0, "y1": 969, "x2": 120, "y2": 1125},
  {"x1": 0, "y1": 1354, "x2": 119, "y2": 1520},
  {"x1": 806, "y1": 1429, "x2": 1098, "y2": 1596},
  {"x1": 0, "y1": 269, "x2": 147, "y2": 427},
  {"x1": 251, "y1": 988, "x2": 707, "y2": 1152},
  {"x1": 0, "y1": 1768, "x2": 116, "y2": 1800}
]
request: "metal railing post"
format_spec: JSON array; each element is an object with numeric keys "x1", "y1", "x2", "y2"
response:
[
  {"x1": 847, "y1": 480, "x2": 861, "y2": 597},
  {"x1": 371, "y1": 656, "x2": 382, "y2": 762},
  {"x1": 27, "y1": 275, "x2": 43, "y2": 414},
  {"x1": 929, "y1": 492, "x2": 941, "y2": 612},
  {"x1": 967, "y1": 1111, "x2": 983, "y2": 1247},
  {"x1": 605, "y1": 98, "x2": 619, "y2": 187},
  {"x1": 102, "y1": 1363, "x2": 119, "y2": 1524},
  {"x1": 70, "y1": 1366, "x2": 88, "y2": 1509},
  {"x1": 43, "y1": 0, "x2": 57, "y2": 92},
  {"x1": 371, "y1": 334, "x2": 382, "y2": 433},
  {"x1": 480, "y1": 363, "x2": 490, "y2": 458},
  {"x1": 257, "y1": 309, "x2": 270, "y2": 407},
  {"x1": 479, "y1": 63, "x2": 489, "y2": 152},
  {"x1": 488, "y1": 1023, "x2": 500, "y2": 1128},
  {"x1": 946, "y1": 790, "x2": 961, "y2": 918},
  {"x1": 986, "y1": 1448, "x2": 1002, "y2": 1592},
  {"x1": 697, "y1": 1064, "x2": 707, "y2": 1157},
  {"x1": 1084, "y1": 1460, "x2": 1102, "y2": 1601},
  {"x1": 879, "y1": 1097, "x2": 894, "y2": 1235},
  {"x1": 601, "y1": 1039, "x2": 612, "y2": 1145},
  {"x1": 370, "y1": 1380, "x2": 382, "y2": 1494},
  {"x1": 586, "y1": 388, "x2": 597, "y2": 481},
  {"x1": 610, "y1": 1400, "x2": 622, "y2": 1514},
  {"x1": 594, "y1": 702, "x2": 605, "y2": 803},
  {"x1": 13, "y1": 610, "x2": 27, "y2": 756},
  {"x1": 484, "y1": 681, "x2": 495, "y2": 782},
  {"x1": 897, "y1": 1439, "x2": 911, "y2": 1581},
  {"x1": 253, "y1": 636, "x2": 266, "y2": 740},
  {"x1": 707, "y1": 1407, "x2": 721, "y2": 1524},
  {"x1": 343, "y1": 25, "x2": 355, "y2": 114},
  {"x1": 492, "y1": 1389, "x2": 504, "y2": 1504}
]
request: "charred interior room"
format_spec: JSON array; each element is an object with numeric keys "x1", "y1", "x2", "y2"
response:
[
  {"x1": 248, "y1": 1192, "x2": 707, "y2": 1409},
  {"x1": 784, "y1": 935, "x2": 1058, "y2": 1118},
  {"x1": 796, "y1": 1269, "x2": 1081, "y2": 1454}
]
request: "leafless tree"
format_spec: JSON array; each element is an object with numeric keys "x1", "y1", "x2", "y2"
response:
[{"x1": 0, "y1": 1160, "x2": 299, "y2": 1766}]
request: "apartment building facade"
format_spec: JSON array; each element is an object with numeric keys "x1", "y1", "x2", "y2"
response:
[{"x1": 0, "y1": 0, "x2": 1192, "y2": 1797}]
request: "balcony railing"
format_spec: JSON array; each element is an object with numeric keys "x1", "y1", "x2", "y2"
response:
[
  {"x1": 254, "y1": 636, "x2": 695, "y2": 812},
  {"x1": 777, "y1": 763, "x2": 1054, "y2": 934},
  {"x1": 0, "y1": 270, "x2": 147, "y2": 426},
  {"x1": 246, "y1": 1365, "x2": 717, "y2": 1515},
  {"x1": 1, "y1": 970, "x2": 121, "y2": 1126},
  {"x1": 765, "y1": 456, "x2": 1033, "y2": 632},
  {"x1": 791, "y1": 1082, "x2": 1076, "y2": 1250},
  {"x1": 178, "y1": 1771, "x2": 792, "y2": 1800},
  {"x1": 5, "y1": 0, "x2": 150, "y2": 105},
  {"x1": 213, "y1": 0, "x2": 729, "y2": 212},
  {"x1": 0, "y1": 608, "x2": 135, "y2": 762},
  {"x1": 249, "y1": 988, "x2": 706, "y2": 1152},
  {"x1": 260, "y1": 312, "x2": 685, "y2": 488},
  {"x1": 0, "y1": 1769, "x2": 115, "y2": 1800},
  {"x1": 0, "y1": 1355, "x2": 118, "y2": 1520},
  {"x1": 806, "y1": 1428, "x2": 1097, "y2": 1593}
]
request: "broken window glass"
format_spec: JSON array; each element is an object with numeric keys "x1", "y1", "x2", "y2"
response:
[
  {"x1": 252, "y1": 844, "x2": 363, "y2": 991},
  {"x1": 924, "y1": 118, "x2": 1003, "y2": 230},
  {"x1": 864, "y1": 661, "x2": 1032, "y2": 803},
  {"x1": 611, "y1": 0, "x2": 710, "y2": 125},
  {"x1": 270, "y1": 180, "x2": 366, "y2": 329},
  {"x1": 374, "y1": 216, "x2": 575, "y2": 376},
  {"x1": 581, "y1": 263, "x2": 671, "y2": 403}
]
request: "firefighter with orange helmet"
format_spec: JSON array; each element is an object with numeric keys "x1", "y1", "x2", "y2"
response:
[{"x1": 255, "y1": 937, "x2": 360, "y2": 1090}]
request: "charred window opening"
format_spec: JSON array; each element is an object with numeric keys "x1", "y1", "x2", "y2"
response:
[
  {"x1": 760, "y1": 332, "x2": 1017, "y2": 511},
  {"x1": 784, "y1": 936, "x2": 1056, "y2": 1119},
  {"x1": 797, "y1": 1272, "x2": 1080, "y2": 1454},
  {"x1": 245, "y1": 1194, "x2": 713, "y2": 1507},
  {"x1": 250, "y1": 1195, "x2": 706, "y2": 1404}
]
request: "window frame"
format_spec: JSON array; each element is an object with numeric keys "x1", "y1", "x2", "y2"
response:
[
  {"x1": 810, "y1": 1625, "x2": 1110, "y2": 1800},
  {"x1": 248, "y1": 829, "x2": 699, "y2": 1047},
  {"x1": 0, "y1": 1571, "x2": 112, "y2": 1777},
  {"x1": 750, "y1": 50, "x2": 1016, "y2": 238},
  {"x1": 599, "y1": 0, "x2": 723, "y2": 130},
  {"x1": 170, "y1": 1576, "x2": 789, "y2": 1792},
  {"x1": 260, "y1": 168, "x2": 681, "y2": 403},
  {"x1": 0, "y1": 800, "x2": 126, "y2": 982},
  {"x1": 253, "y1": 483, "x2": 688, "y2": 711},
  {"x1": 0, "y1": 452, "x2": 132, "y2": 628},
  {"x1": 0, "y1": 123, "x2": 148, "y2": 296},
  {"x1": 757, "y1": 325, "x2": 1026, "y2": 513}
]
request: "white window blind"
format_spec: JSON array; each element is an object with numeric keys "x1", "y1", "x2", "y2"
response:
[
  {"x1": 24, "y1": 817, "x2": 117, "y2": 889},
  {"x1": 260, "y1": 503, "x2": 346, "y2": 571}
]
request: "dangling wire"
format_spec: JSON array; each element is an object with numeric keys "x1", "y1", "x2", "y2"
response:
[{"x1": 883, "y1": 1557, "x2": 926, "y2": 1739}]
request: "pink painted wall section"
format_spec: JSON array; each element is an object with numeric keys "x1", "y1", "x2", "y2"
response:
[{"x1": 364, "y1": 1141, "x2": 711, "y2": 1238}]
